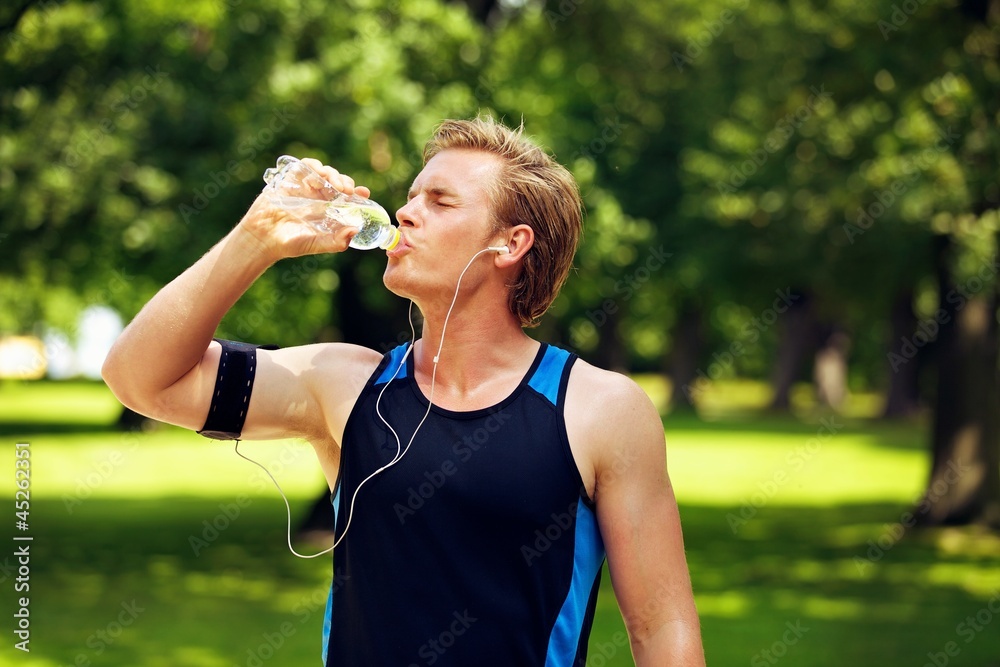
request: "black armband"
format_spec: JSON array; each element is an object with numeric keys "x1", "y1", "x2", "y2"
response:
[{"x1": 198, "y1": 339, "x2": 279, "y2": 441}]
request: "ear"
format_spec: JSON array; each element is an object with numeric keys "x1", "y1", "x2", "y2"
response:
[{"x1": 494, "y1": 224, "x2": 533, "y2": 268}]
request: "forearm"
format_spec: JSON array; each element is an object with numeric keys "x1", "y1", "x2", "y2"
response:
[
  {"x1": 102, "y1": 224, "x2": 274, "y2": 408},
  {"x1": 631, "y1": 618, "x2": 706, "y2": 667}
]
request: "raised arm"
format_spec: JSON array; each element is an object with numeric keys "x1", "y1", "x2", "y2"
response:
[
  {"x1": 101, "y1": 161, "x2": 382, "y2": 460},
  {"x1": 567, "y1": 365, "x2": 705, "y2": 666}
]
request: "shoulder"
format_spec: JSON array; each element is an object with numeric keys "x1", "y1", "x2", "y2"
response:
[
  {"x1": 565, "y1": 357, "x2": 667, "y2": 485},
  {"x1": 566, "y1": 357, "x2": 660, "y2": 427}
]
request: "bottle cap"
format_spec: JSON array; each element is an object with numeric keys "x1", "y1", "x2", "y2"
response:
[{"x1": 382, "y1": 227, "x2": 401, "y2": 251}]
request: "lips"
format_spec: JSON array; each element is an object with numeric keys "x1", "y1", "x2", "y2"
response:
[{"x1": 386, "y1": 235, "x2": 412, "y2": 258}]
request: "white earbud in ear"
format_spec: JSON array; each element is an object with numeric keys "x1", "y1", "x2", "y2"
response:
[{"x1": 488, "y1": 245, "x2": 510, "y2": 255}]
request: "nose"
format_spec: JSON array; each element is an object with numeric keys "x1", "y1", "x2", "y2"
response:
[{"x1": 395, "y1": 197, "x2": 418, "y2": 228}]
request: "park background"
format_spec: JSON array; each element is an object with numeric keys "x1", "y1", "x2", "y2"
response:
[{"x1": 2, "y1": 0, "x2": 1000, "y2": 664}]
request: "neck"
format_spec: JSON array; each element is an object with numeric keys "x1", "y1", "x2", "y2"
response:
[{"x1": 410, "y1": 297, "x2": 538, "y2": 405}]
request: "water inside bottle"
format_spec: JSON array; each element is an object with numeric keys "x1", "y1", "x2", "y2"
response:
[
  {"x1": 261, "y1": 155, "x2": 398, "y2": 250},
  {"x1": 325, "y1": 199, "x2": 393, "y2": 248}
]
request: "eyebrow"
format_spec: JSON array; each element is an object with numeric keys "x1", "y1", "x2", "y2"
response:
[{"x1": 407, "y1": 184, "x2": 461, "y2": 201}]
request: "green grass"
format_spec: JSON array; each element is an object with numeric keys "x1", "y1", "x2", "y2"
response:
[{"x1": 1, "y1": 379, "x2": 999, "y2": 666}]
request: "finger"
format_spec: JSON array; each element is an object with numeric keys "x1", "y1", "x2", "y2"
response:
[
  {"x1": 300, "y1": 157, "x2": 330, "y2": 175},
  {"x1": 354, "y1": 185, "x2": 371, "y2": 199},
  {"x1": 315, "y1": 221, "x2": 358, "y2": 254},
  {"x1": 300, "y1": 158, "x2": 357, "y2": 195},
  {"x1": 292, "y1": 158, "x2": 337, "y2": 198},
  {"x1": 333, "y1": 173, "x2": 356, "y2": 194}
]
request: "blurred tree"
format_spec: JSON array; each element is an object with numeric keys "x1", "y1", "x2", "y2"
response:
[
  {"x1": 0, "y1": 0, "x2": 487, "y2": 352},
  {"x1": 489, "y1": 0, "x2": 999, "y2": 522},
  {"x1": 2, "y1": 0, "x2": 998, "y2": 524},
  {"x1": 921, "y1": 235, "x2": 1000, "y2": 525}
]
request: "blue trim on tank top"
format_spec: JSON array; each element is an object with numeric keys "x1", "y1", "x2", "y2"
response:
[
  {"x1": 375, "y1": 344, "x2": 410, "y2": 385},
  {"x1": 322, "y1": 482, "x2": 342, "y2": 666},
  {"x1": 543, "y1": 497, "x2": 606, "y2": 666},
  {"x1": 527, "y1": 345, "x2": 572, "y2": 406}
]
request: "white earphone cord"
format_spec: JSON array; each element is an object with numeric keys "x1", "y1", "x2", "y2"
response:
[{"x1": 235, "y1": 246, "x2": 502, "y2": 558}]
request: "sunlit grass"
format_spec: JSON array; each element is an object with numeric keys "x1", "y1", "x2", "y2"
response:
[
  {"x1": 0, "y1": 378, "x2": 121, "y2": 425},
  {"x1": 1, "y1": 379, "x2": 998, "y2": 667}
]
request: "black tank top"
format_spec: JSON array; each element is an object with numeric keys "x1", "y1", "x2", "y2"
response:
[{"x1": 322, "y1": 342, "x2": 606, "y2": 666}]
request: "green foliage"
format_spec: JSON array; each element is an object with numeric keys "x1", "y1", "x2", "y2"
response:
[
  {"x1": 1, "y1": 0, "x2": 487, "y2": 345},
  {"x1": 1, "y1": 0, "x2": 998, "y2": 382}
]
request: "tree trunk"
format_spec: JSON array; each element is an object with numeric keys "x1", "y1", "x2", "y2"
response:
[
  {"x1": 917, "y1": 240, "x2": 1000, "y2": 527},
  {"x1": 594, "y1": 304, "x2": 628, "y2": 373},
  {"x1": 881, "y1": 290, "x2": 924, "y2": 418},
  {"x1": 813, "y1": 327, "x2": 850, "y2": 410},
  {"x1": 769, "y1": 291, "x2": 817, "y2": 411},
  {"x1": 668, "y1": 303, "x2": 703, "y2": 411}
]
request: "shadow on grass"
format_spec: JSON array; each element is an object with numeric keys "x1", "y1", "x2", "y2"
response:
[
  {"x1": 679, "y1": 503, "x2": 1000, "y2": 667},
  {"x1": 21, "y1": 497, "x2": 332, "y2": 667},
  {"x1": 664, "y1": 410, "x2": 929, "y2": 451},
  {"x1": 18, "y1": 497, "x2": 1000, "y2": 667}
]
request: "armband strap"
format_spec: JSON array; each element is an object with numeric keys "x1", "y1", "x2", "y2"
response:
[{"x1": 198, "y1": 339, "x2": 278, "y2": 441}]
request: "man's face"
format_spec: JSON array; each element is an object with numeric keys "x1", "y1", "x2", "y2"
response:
[{"x1": 383, "y1": 148, "x2": 503, "y2": 301}]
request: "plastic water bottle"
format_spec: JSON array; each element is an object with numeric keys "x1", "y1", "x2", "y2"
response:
[{"x1": 261, "y1": 155, "x2": 401, "y2": 251}]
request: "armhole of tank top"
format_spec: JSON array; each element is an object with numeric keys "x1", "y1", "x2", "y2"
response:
[
  {"x1": 554, "y1": 353, "x2": 595, "y2": 509},
  {"x1": 331, "y1": 347, "x2": 404, "y2": 520}
]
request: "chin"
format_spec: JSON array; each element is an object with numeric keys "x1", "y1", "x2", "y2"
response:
[{"x1": 382, "y1": 263, "x2": 417, "y2": 301}]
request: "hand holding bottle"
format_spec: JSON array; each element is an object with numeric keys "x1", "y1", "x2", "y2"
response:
[{"x1": 238, "y1": 156, "x2": 399, "y2": 261}]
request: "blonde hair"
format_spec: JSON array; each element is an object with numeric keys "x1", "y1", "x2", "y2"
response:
[{"x1": 423, "y1": 117, "x2": 583, "y2": 327}]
